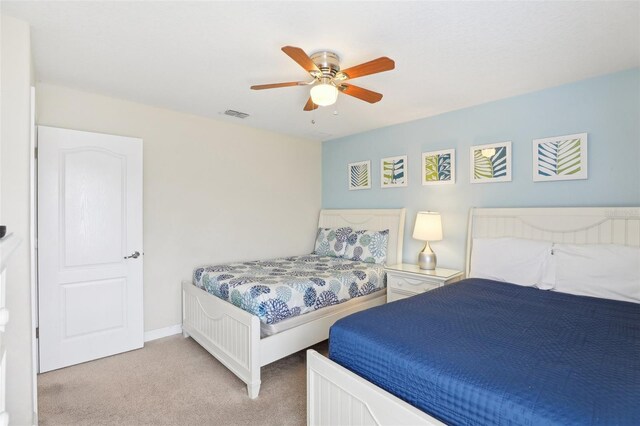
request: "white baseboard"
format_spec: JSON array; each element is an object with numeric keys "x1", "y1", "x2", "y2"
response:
[{"x1": 144, "y1": 324, "x2": 183, "y2": 342}]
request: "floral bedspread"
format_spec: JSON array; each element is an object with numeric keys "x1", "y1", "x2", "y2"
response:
[{"x1": 193, "y1": 255, "x2": 385, "y2": 325}]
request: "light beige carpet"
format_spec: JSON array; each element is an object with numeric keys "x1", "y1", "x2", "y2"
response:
[{"x1": 38, "y1": 335, "x2": 328, "y2": 426}]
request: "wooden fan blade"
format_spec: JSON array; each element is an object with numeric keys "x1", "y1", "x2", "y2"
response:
[
  {"x1": 340, "y1": 57, "x2": 395, "y2": 80},
  {"x1": 340, "y1": 84, "x2": 383, "y2": 103},
  {"x1": 282, "y1": 46, "x2": 320, "y2": 74},
  {"x1": 251, "y1": 82, "x2": 306, "y2": 90},
  {"x1": 303, "y1": 97, "x2": 318, "y2": 111}
]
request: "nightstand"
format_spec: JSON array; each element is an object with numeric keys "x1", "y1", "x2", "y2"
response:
[{"x1": 385, "y1": 264, "x2": 464, "y2": 303}]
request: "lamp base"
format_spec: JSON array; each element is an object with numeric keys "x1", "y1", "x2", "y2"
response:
[{"x1": 418, "y1": 242, "x2": 437, "y2": 270}]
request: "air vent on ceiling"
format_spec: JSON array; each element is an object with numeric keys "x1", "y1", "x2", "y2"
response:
[{"x1": 224, "y1": 109, "x2": 250, "y2": 119}]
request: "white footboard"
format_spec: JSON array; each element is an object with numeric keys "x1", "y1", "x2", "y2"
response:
[
  {"x1": 182, "y1": 281, "x2": 261, "y2": 398},
  {"x1": 307, "y1": 350, "x2": 443, "y2": 426},
  {"x1": 183, "y1": 279, "x2": 388, "y2": 400}
]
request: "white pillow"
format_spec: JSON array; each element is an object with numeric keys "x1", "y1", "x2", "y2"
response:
[
  {"x1": 470, "y1": 237, "x2": 553, "y2": 287},
  {"x1": 554, "y1": 244, "x2": 640, "y2": 304}
]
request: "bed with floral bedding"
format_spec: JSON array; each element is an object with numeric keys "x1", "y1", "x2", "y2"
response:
[
  {"x1": 193, "y1": 255, "x2": 385, "y2": 325},
  {"x1": 182, "y1": 208, "x2": 406, "y2": 399}
]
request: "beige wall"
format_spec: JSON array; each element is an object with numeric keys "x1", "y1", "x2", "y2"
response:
[
  {"x1": 1, "y1": 14, "x2": 35, "y2": 425},
  {"x1": 36, "y1": 83, "x2": 322, "y2": 332}
]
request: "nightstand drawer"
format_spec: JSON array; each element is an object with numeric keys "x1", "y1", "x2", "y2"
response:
[
  {"x1": 384, "y1": 265, "x2": 463, "y2": 303},
  {"x1": 387, "y1": 287, "x2": 424, "y2": 303},
  {"x1": 389, "y1": 275, "x2": 440, "y2": 294}
]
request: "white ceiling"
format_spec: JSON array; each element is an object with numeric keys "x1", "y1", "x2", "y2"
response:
[{"x1": 3, "y1": 1, "x2": 639, "y2": 141}]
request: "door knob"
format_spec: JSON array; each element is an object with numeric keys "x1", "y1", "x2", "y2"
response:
[{"x1": 124, "y1": 251, "x2": 140, "y2": 259}]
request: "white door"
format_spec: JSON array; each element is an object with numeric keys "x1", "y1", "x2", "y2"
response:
[{"x1": 38, "y1": 126, "x2": 143, "y2": 372}]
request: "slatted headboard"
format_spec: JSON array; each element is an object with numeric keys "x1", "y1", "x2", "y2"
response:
[
  {"x1": 318, "y1": 209, "x2": 406, "y2": 266},
  {"x1": 466, "y1": 207, "x2": 640, "y2": 276}
]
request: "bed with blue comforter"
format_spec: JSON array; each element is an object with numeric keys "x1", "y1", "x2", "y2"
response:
[
  {"x1": 329, "y1": 278, "x2": 640, "y2": 425},
  {"x1": 193, "y1": 255, "x2": 384, "y2": 325}
]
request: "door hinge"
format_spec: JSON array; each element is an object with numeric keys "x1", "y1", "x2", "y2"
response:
[
  {"x1": 34, "y1": 147, "x2": 38, "y2": 158},
  {"x1": 35, "y1": 327, "x2": 39, "y2": 338}
]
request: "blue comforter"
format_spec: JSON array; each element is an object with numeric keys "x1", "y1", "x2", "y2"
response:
[{"x1": 329, "y1": 278, "x2": 640, "y2": 425}]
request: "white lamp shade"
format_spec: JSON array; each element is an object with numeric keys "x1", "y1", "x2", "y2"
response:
[
  {"x1": 310, "y1": 83, "x2": 338, "y2": 106},
  {"x1": 412, "y1": 211, "x2": 443, "y2": 241}
]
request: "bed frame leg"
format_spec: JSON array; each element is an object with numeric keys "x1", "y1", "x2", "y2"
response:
[
  {"x1": 247, "y1": 382, "x2": 261, "y2": 399},
  {"x1": 182, "y1": 328, "x2": 189, "y2": 338}
]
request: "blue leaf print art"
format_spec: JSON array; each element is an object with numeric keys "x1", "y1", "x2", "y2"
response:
[
  {"x1": 533, "y1": 133, "x2": 587, "y2": 182},
  {"x1": 381, "y1": 155, "x2": 408, "y2": 187},
  {"x1": 349, "y1": 161, "x2": 371, "y2": 190},
  {"x1": 471, "y1": 142, "x2": 511, "y2": 183},
  {"x1": 422, "y1": 149, "x2": 455, "y2": 185}
]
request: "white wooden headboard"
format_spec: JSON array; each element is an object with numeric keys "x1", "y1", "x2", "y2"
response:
[
  {"x1": 318, "y1": 209, "x2": 406, "y2": 266},
  {"x1": 466, "y1": 207, "x2": 640, "y2": 276}
]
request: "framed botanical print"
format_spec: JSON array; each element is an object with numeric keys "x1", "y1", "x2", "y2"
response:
[
  {"x1": 422, "y1": 149, "x2": 455, "y2": 185},
  {"x1": 381, "y1": 155, "x2": 408, "y2": 188},
  {"x1": 348, "y1": 160, "x2": 371, "y2": 190},
  {"x1": 533, "y1": 133, "x2": 588, "y2": 182},
  {"x1": 470, "y1": 141, "x2": 512, "y2": 184}
]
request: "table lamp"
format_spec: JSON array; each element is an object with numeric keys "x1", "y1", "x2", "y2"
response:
[{"x1": 412, "y1": 211, "x2": 443, "y2": 270}]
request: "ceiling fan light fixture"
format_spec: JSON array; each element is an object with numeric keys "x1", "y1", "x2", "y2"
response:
[
  {"x1": 252, "y1": 46, "x2": 394, "y2": 111},
  {"x1": 310, "y1": 83, "x2": 338, "y2": 107}
]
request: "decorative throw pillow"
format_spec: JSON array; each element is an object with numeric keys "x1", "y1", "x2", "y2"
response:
[
  {"x1": 344, "y1": 229, "x2": 389, "y2": 264},
  {"x1": 313, "y1": 227, "x2": 352, "y2": 257}
]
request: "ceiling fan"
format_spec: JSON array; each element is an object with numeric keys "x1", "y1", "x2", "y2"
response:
[{"x1": 250, "y1": 46, "x2": 395, "y2": 111}]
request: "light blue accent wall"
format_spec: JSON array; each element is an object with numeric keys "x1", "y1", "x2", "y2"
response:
[{"x1": 322, "y1": 68, "x2": 640, "y2": 270}]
